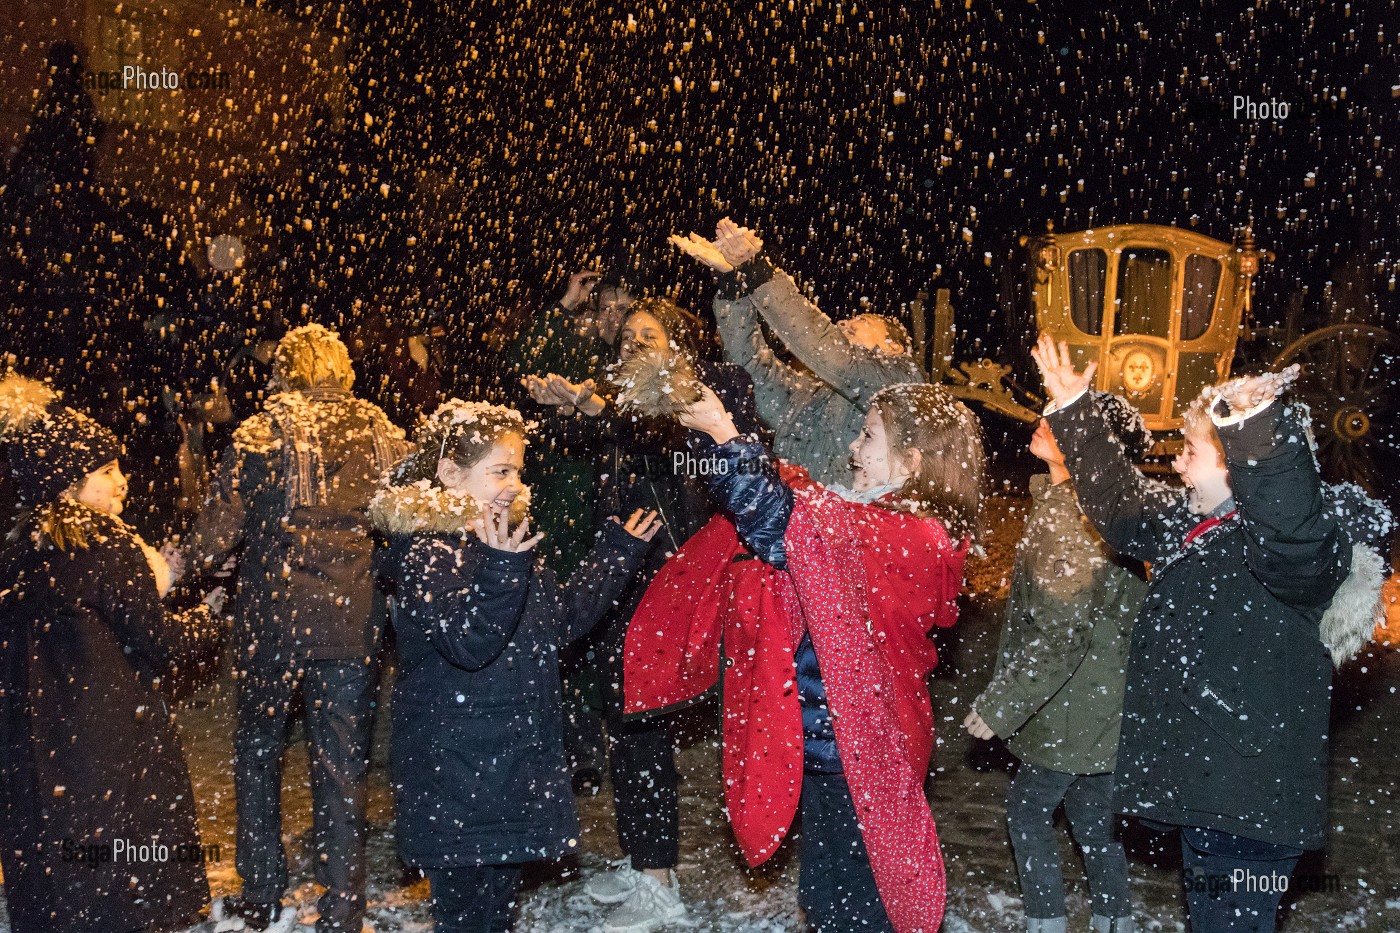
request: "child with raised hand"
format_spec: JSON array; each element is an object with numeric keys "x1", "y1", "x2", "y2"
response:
[
  {"x1": 368, "y1": 400, "x2": 659, "y2": 933},
  {"x1": 1031, "y1": 335, "x2": 1392, "y2": 933},
  {"x1": 624, "y1": 376, "x2": 985, "y2": 933},
  {"x1": 964, "y1": 396, "x2": 1150, "y2": 933}
]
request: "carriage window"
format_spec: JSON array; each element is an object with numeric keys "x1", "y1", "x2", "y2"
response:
[
  {"x1": 1067, "y1": 249, "x2": 1107, "y2": 335},
  {"x1": 1114, "y1": 248, "x2": 1173, "y2": 337},
  {"x1": 1180, "y1": 254, "x2": 1221, "y2": 340}
]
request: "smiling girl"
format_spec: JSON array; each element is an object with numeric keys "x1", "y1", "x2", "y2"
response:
[
  {"x1": 369, "y1": 399, "x2": 659, "y2": 933},
  {"x1": 624, "y1": 380, "x2": 984, "y2": 933}
]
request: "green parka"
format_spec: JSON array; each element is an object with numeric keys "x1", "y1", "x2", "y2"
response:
[{"x1": 976, "y1": 473, "x2": 1146, "y2": 774}]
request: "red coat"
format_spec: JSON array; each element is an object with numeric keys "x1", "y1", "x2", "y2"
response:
[{"x1": 626, "y1": 466, "x2": 966, "y2": 933}]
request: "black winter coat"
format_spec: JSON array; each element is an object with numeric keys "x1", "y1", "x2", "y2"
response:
[
  {"x1": 0, "y1": 504, "x2": 222, "y2": 933},
  {"x1": 189, "y1": 387, "x2": 405, "y2": 666},
  {"x1": 1048, "y1": 396, "x2": 1350, "y2": 848},
  {"x1": 375, "y1": 511, "x2": 649, "y2": 868}
]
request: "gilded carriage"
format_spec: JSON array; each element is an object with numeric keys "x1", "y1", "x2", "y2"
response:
[{"x1": 926, "y1": 223, "x2": 1398, "y2": 490}]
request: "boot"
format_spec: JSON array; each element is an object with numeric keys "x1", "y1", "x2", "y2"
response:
[
  {"x1": 1091, "y1": 915, "x2": 1137, "y2": 933},
  {"x1": 1026, "y1": 918, "x2": 1068, "y2": 933}
]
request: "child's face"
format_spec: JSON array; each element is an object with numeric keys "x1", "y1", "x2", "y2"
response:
[
  {"x1": 1028, "y1": 418, "x2": 1066, "y2": 468},
  {"x1": 619, "y1": 310, "x2": 667, "y2": 362},
  {"x1": 71, "y1": 459, "x2": 128, "y2": 516},
  {"x1": 1173, "y1": 425, "x2": 1232, "y2": 515},
  {"x1": 437, "y1": 433, "x2": 526, "y2": 517},
  {"x1": 848, "y1": 408, "x2": 909, "y2": 492}
]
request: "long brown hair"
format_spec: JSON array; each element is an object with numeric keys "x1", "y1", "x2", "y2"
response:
[{"x1": 870, "y1": 383, "x2": 986, "y2": 542}]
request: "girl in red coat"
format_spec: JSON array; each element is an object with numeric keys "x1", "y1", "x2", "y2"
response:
[{"x1": 625, "y1": 379, "x2": 985, "y2": 933}]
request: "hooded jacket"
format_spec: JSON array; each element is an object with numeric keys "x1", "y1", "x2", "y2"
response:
[
  {"x1": 188, "y1": 387, "x2": 406, "y2": 665},
  {"x1": 1048, "y1": 394, "x2": 1390, "y2": 849},
  {"x1": 0, "y1": 504, "x2": 221, "y2": 933},
  {"x1": 368, "y1": 481, "x2": 650, "y2": 867},
  {"x1": 976, "y1": 473, "x2": 1147, "y2": 774}
]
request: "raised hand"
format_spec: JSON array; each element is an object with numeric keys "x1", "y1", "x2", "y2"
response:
[
  {"x1": 616, "y1": 508, "x2": 662, "y2": 542},
  {"x1": 677, "y1": 384, "x2": 740, "y2": 444},
  {"x1": 668, "y1": 231, "x2": 734, "y2": 272},
  {"x1": 714, "y1": 217, "x2": 763, "y2": 268},
  {"x1": 1212, "y1": 364, "x2": 1300, "y2": 415},
  {"x1": 1030, "y1": 333, "x2": 1098, "y2": 408},
  {"x1": 560, "y1": 270, "x2": 602, "y2": 311},
  {"x1": 474, "y1": 510, "x2": 544, "y2": 553}
]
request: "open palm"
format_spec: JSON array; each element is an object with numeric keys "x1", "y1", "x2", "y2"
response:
[{"x1": 1031, "y1": 334, "x2": 1097, "y2": 407}]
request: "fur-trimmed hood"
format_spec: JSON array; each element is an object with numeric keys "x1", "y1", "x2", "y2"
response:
[
  {"x1": 367, "y1": 478, "x2": 531, "y2": 537},
  {"x1": 1320, "y1": 481, "x2": 1395, "y2": 668}
]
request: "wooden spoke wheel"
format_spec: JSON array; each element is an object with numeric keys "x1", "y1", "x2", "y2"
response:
[{"x1": 1272, "y1": 324, "x2": 1400, "y2": 496}]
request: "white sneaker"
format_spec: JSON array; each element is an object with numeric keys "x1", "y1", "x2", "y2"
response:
[
  {"x1": 584, "y1": 857, "x2": 643, "y2": 904},
  {"x1": 602, "y1": 871, "x2": 686, "y2": 933}
]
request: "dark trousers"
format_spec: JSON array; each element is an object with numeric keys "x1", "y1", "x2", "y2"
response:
[
  {"x1": 1006, "y1": 761, "x2": 1132, "y2": 920},
  {"x1": 798, "y1": 772, "x2": 895, "y2": 933},
  {"x1": 598, "y1": 579, "x2": 680, "y2": 871},
  {"x1": 1180, "y1": 826, "x2": 1303, "y2": 933},
  {"x1": 234, "y1": 658, "x2": 378, "y2": 932},
  {"x1": 602, "y1": 706, "x2": 680, "y2": 869},
  {"x1": 425, "y1": 865, "x2": 522, "y2": 933}
]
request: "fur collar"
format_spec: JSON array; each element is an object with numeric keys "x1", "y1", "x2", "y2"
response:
[
  {"x1": 368, "y1": 479, "x2": 530, "y2": 537},
  {"x1": 1322, "y1": 543, "x2": 1389, "y2": 668}
]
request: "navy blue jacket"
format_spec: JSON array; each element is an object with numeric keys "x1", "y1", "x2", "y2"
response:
[{"x1": 378, "y1": 520, "x2": 649, "y2": 867}]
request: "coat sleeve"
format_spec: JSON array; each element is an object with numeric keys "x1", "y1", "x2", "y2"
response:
[
  {"x1": 1045, "y1": 395, "x2": 1180, "y2": 564},
  {"x1": 185, "y1": 426, "x2": 269, "y2": 571},
  {"x1": 723, "y1": 258, "x2": 918, "y2": 403},
  {"x1": 712, "y1": 291, "x2": 818, "y2": 425},
  {"x1": 1217, "y1": 402, "x2": 1350, "y2": 610},
  {"x1": 95, "y1": 533, "x2": 224, "y2": 684},
  {"x1": 402, "y1": 537, "x2": 532, "y2": 672},
  {"x1": 690, "y1": 434, "x2": 793, "y2": 567},
  {"x1": 555, "y1": 519, "x2": 652, "y2": 644},
  {"x1": 975, "y1": 500, "x2": 1141, "y2": 736}
]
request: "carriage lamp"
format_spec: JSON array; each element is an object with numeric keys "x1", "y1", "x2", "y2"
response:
[
  {"x1": 1234, "y1": 225, "x2": 1273, "y2": 333},
  {"x1": 1035, "y1": 221, "x2": 1060, "y2": 283}
]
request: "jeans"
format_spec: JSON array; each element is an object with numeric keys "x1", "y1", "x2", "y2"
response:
[
  {"x1": 425, "y1": 865, "x2": 522, "y2": 933},
  {"x1": 1180, "y1": 826, "x2": 1303, "y2": 933},
  {"x1": 798, "y1": 772, "x2": 896, "y2": 932},
  {"x1": 234, "y1": 658, "x2": 378, "y2": 933},
  {"x1": 1006, "y1": 761, "x2": 1131, "y2": 921}
]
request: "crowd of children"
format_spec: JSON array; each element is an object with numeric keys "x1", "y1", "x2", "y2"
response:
[{"x1": 0, "y1": 220, "x2": 1392, "y2": 933}]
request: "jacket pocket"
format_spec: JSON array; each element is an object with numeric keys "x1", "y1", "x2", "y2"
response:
[
  {"x1": 429, "y1": 702, "x2": 545, "y2": 827},
  {"x1": 1178, "y1": 678, "x2": 1276, "y2": 758}
]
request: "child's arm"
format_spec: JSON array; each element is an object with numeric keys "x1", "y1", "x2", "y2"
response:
[
  {"x1": 1215, "y1": 389, "x2": 1350, "y2": 610},
  {"x1": 556, "y1": 511, "x2": 659, "y2": 645},
  {"x1": 974, "y1": 530, "x2": 1143, "y2": 738},
  {"x1": 678, "y1": 386, "x2": 794, "y2": 566},
  {"x1": 1034, "y1": 336, "x2": 1177, "y2": 563},
  {"x1": 400, "y1": 518, "x2": 539, "y2": 672}
]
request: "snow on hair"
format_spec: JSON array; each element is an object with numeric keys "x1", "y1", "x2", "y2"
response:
[
  {"x1": 272, "y1": 323, "x2": 355, "y2": 392},
  {"x1": 870, "y1": 382, "x2": 986, "y2": 542}
]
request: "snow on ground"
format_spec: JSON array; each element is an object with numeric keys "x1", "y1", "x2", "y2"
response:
[{"x1": 3, "y1": 496, "x2": 1397, "y2": 932}]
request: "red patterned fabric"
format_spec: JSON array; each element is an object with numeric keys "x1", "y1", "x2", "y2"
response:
[{"x1": 625, "y1": 465, "x2": 966, "y2": 933}]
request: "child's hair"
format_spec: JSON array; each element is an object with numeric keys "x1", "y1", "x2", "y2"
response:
[
  {"x1": 272, "y1": 323, "x2": 355, "y2": 392},
  {"x1": 851, "y1": 313, "x2": 912, "y2": 354},
  {"x1": 870, "y1": 383, "x2": 986, "y2": 542},
  {"x1": 388, "y1": 400, "x2": 534, "y2": 488},
  {"x1": 620, "y1": 297, "x2": 706, "y2": 361}
]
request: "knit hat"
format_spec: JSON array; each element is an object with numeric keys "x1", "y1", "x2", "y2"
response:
[{"x1": 1, "y1": 374, "x2": 121, "y2": 507}]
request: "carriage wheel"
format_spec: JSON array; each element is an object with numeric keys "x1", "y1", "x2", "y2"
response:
[{"x1": 1272, "y1": 324, "x2": 1400, "y2": 496}]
